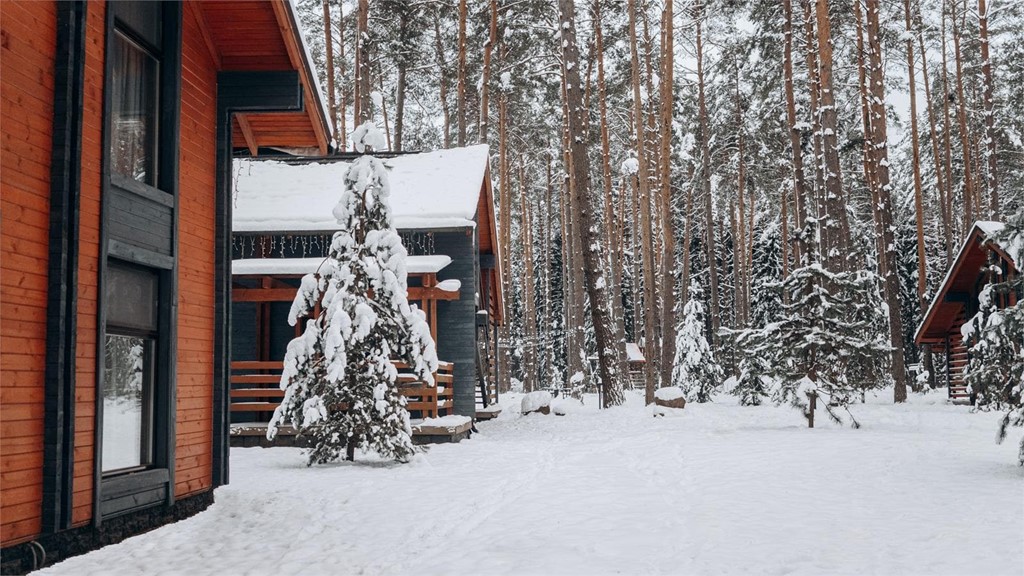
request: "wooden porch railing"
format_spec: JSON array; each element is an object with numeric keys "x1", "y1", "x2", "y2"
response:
[{"x1": 230, "y1": 360, "x2": 455, "y2": 420}]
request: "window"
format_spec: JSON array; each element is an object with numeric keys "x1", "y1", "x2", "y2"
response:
[
  {"x1": 96, "y1": 0, "x2": 180, "y2": 517},
  {"x1": 102, "y1": 263, "x2": 159, "y2": 474},
  {"x1": 110, "y1": 30, "x2": 159, "y2": 186}
]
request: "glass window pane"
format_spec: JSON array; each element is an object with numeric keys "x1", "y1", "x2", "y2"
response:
[
  {"x1": 105, "y1": 263, "x2": 159, "y2": 332},
  {"x1": 102, "y1": 335, "x2": 154, "y2": 473},
  {"x1": 111, "y1": 31, "x2": 159, "y2": 186}
]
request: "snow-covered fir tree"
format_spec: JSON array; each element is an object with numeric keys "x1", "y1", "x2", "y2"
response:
[
  {"x1": 749, "y1": 219, "x2": 783, "y2": 329},
  {"x1": 672, "y1": 279, "x2": 724, "y2": 402},
  {"x1": 734, "y1": 220, "x2": 891, "y2": 426},
  {"x1": 962, "y1": 211, "x2": 1024, "y2": 464},
  {"x1": 268, "y1": 122, "x2": 438, "y2": 464}
]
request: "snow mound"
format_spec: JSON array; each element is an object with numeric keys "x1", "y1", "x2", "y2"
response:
[
  {"x1": 551, "y1": 397, "x2": 584, "y2": 416},
  {"x1": 521, "y1": 391, "x2": 552, "y2": 413},
  {"x1": 436, "y1": 279, "x2": 461, "y2": 292},
  {"x1": 417, "y1": 415, "x2": 472, "y2": 428},
  {"x1": 652, "y1": 403, "x2": 686, "y2": 418},
  {"x1": 655, "y1": 387, "x2": 686, "y2": 401}
]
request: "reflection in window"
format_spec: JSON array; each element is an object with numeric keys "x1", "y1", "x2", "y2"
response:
[
  {"x1": 102, "y1": 334, "x2": 154, "y2": 472},
  {"x1": 110, "y1": 31, "x2": 159, "y2": 185}
]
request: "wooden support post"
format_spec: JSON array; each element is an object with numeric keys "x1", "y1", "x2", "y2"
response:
[{"x1": 807, "y1": 391, "x2": 817, "y2": 428}]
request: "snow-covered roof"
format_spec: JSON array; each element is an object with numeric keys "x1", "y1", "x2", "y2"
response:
[
  {"x1": 914, "y1": 221, "x2": 1015, "y2": 343},
  {"x1": 233, "y1": 145, "x2": 490, "y2": 232},
  {"x1": 232, "y1": 255, "x2": 452, "y2": 277},
  {"x1": 626, "y1": 342, "x2": 645, "y2": 363}
]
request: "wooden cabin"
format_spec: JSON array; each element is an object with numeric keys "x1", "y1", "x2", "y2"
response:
[
  {"x1": 0, "y1": 1, "x2": 329, "y2": 571},
  {"x1": 228, "y1": 147, "x2": 505, "y2": 431},
  {"x1": 915, "y1": 221, "x2": 1018, "y2": 402},
  {"x1": 626, "y1": 343, "x2": 646, "y2": 389}
]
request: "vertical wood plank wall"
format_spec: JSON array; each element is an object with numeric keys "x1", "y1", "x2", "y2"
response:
[
  {"x1": 2, "y1": 0, "x2": 218, "y2": 546},
  {"x1": 175, "y1": 3, "x2": 216, "y2": 498},
  {"x1": 0, "y1": 0, "x2": 58, "y2": 545}
]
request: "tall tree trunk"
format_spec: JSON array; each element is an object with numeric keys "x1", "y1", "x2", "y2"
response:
[
  {"x1": 978, "y1": 0, "x2": 998, "y2": 218},
  {"x1": 594, "y1": 0, "x2": 627, "y2": 379},
  {"x1": 336, "y1": 1, "x2": 347, "y2": 150},
  {"x1": 497, "y1": 90, "x2": 510, "y2": 391},
  {"x1": 801, "y1": 0, "x2": 824, "y2": 234},
  {"x1": 557, "y1": 0, "x2": 626, "y2": 407},
  {"x1": 735, "y1": 71, "x2": 748, "y2": 328},
  {"x1": 479, "y1": 0, "x2": 498, "y2": 143},
  {"x1": 696, "y1": 2, "x2": 720, "y2": 342},
  {"x1": 950, "y1": 0, "x2": 975, "y2": 230},
  {"x1": 354, "y1": 0, "x2": 371, "y2": 125},
  {"x1": 393, "y1": 8, "x2": 409, "y2": 151},
  {"x1": 783, "y1": 0, "x2": 807, "y2": 268},
  {"x1": 629, "y1": 0, "x2": 660, "y2": 402},
  {"x1": 658, "y1": 0, "x2": 676, "y2": 391},
  {"x1": 904, "y1": 0, "x2": 928, "y2": 310},
  {"x1": 322, "y1": 0, "x2": 339, "y2": 139},
  {"x1": 521, "y1": 163, "x2": 537, "y2": 391},
  {"x1": 560, "y1": 85, "x2": 585, "y2": 388},
  {"x1": 433, "y1": 12, "x2": 451, "y2": 149},
  {"x1": 940, "y1": 3, "x2": 958, "y2": 241},
  {"x1": 544, "y1": 156, "x2": 555, "y2": 387},
  {"x1": 916, "y1": 2, "x2": 953, "y2": 266},
  {"x1": 855, "y1": 0, "x2": 883, "y2": 266},
  {"x1": 456, "y1": 0, "x2": 468, "y2": 146},
  {"x1": 378, "y1": 70, "x2": 393, "y2": 150},
  {"x1": 814, "y1": 0, "x2": 848, "y2": 272},
  {"x1": 865, "y1": 0, "x2": 909, "y2": 402}
]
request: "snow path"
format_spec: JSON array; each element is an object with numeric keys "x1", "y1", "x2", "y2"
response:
[{"x1": 42, "y1": 391, "x2": 1023, "y2": 576}]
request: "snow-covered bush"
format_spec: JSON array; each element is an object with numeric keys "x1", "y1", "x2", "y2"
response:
[
  {"x1": 962, "y1": 211, "x2": 1024, "y2": 464},
  {"x1": 268, "y1": 122, "x2": 438, "y2": 464},
  {"x1": 671, "y1": 279, "x2": 724, "y2": 402}
]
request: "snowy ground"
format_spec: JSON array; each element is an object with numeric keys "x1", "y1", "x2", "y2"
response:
[{"x1": 43, "y1": 390, "x2": 1023, "y2": 576}]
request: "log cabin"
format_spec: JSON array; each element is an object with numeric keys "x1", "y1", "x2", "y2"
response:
[
  {"x1": 915, "y1": 221, "x2": 1019, "y2": 402},
  {"x1": 0, "y1": 1, "x2": 330, "y2": 571},
  {"x1": 228, "y1": 147, "x2": 505, "y2": 438}
]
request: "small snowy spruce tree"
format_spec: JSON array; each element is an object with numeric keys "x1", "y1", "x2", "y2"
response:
[
  {"x1": 734, "y1": 219, "x2": 891, "y2": 426},
  {"x1": 750, "y1": 220, "x2": 784, "y2": 329},
  {"x1": 962, "y1": 211, "x2": 1024, "y2": 464},
  {"x1": 672, "y1": 279, "x2": 724, "y2": 402},
  {"x1": 268, "y1": 122, "x2": 438, "y2": 464}
]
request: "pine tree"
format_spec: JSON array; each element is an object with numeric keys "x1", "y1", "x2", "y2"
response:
[
  {"x1": 735, "y1": 220, "x2": 891, "y2": 426},
  {"x1": 962, "y1": 211, "x2": 1024, "y2": 464},
  {"x1": 268, "y1": 122, "x2": 438, "y2": 464},
  {"x1": 672, "y1": 279, "x2": 723, "y2": 403}
]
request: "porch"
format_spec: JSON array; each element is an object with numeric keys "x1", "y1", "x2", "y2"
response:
[{"x1": 228, "y1": 360, "x2": 465, "y2": 446}]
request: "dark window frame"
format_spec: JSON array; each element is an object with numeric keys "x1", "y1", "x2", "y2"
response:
[{"x1": 94, "y1": 0, "x2": 181, "y2": 524}]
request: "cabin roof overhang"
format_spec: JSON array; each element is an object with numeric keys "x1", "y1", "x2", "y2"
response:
[
  {"x1": 191, "y1": 0, "x2": 331, "y2": 154},
  {"x1": 476, "y1": 161, "x2": 505, "y2": 326},
  {"x1": 915, "y1": 221, "x2": 1015, "y2": 345}
]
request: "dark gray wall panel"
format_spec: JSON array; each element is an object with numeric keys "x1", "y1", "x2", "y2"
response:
[
  {"x1": 107, "y1": 187, "x2": 173, "y2": 255},
  {"x1": 434, "y1": 229, "x2": 478, "y2": 417}
]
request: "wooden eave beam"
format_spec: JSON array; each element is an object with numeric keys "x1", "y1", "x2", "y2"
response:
[
  {"x1": 190, "y1": 2, "x2": 222, "y2": 69},
  {"x1": 236, "y1": 114, "x2": 259, "y2": 157},
  {"x1": 269, "y1": 0, "x2": 330, "y2": 154},
  {"x1": 407, "y1": 286, "x2": 460, "y2": 301}
]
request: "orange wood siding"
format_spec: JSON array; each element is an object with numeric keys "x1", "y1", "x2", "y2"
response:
[
  {"x1": 70, "y1": 0, "x2": 106, "y2": 528},
  {"x1": 175, "y1": 4, "x2": 217, "y2": 499},
  {"x1": 0, "y1": 0, "x2": 57, "y2": 546}
]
